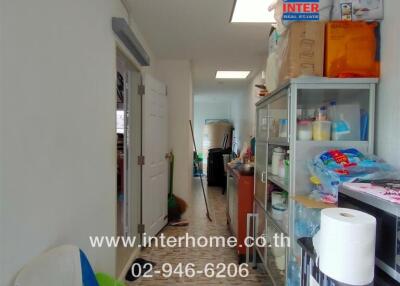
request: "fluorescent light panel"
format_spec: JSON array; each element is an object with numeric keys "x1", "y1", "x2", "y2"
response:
[
  {"x1": 216, "y1": 71, "x2": 250, "y2": 79},
  {"x1": 231, "y1": 0, "x2": 275, "y2": 23}
]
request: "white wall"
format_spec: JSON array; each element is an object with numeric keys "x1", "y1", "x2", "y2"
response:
[
  {"x1": 376, "y1": 1, "x2": 400, "y2": 169},
  {"x1": 231, "y1": 94, "x2": 250, "y2": 153},
  {"x1": 155, "y1": 60, "x2": 193, "y2": 204},
  {"x1": 0, "y1": 1, "x2": 152, "y2": 285},
  {"x1": 230, "y1": 72, "x2": 264, "y2": 153},
  {"x1": 194, "y1": 96, "x2": 233, "y2": 154},
  {"x1": 247, "y1": 73, "x2": 264, "y2": 138},
  {"x1": 193, "y1": 72, "x2": 262, "y2": 157}
]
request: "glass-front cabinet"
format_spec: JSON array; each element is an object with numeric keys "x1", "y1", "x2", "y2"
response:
[
  {"x1": 267, "y1": 90, "x2": 289, "y2": 144},
  {"x1": 256, "y1": 102, "x2": 268, "y2": 142},
  {"x1": 254, "y1": 142, "x2": 267, "y2": 208},
  {"x1": 253, "y1": 78, "x2": 377, "y2": 285}
]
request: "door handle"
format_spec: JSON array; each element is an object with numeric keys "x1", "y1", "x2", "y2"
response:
[{"x1": 261, "y1": 171, "x2": 267, "y2": 183}]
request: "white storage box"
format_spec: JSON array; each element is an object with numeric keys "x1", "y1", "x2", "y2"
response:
[{"x1": 332, "y1": 0, "x2": 384, "y2": 21}]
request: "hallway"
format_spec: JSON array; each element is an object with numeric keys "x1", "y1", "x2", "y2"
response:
[{"x1": 129, "y1": 179, "x2": 271, "y2": 285}]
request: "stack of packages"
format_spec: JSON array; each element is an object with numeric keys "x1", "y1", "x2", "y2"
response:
[
  {"x1": 265, "y1": 0, "x2": 383, "y2": 92},
  {"x1": 308, "y1": 148, "x2": 399, "y2": 204}
]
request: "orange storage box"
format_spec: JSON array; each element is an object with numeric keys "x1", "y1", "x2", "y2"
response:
[{"x1": 325, "y1": 21, "x2": 380, "y2": 78}]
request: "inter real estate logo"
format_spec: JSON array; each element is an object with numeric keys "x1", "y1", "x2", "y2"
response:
[{"x1": 282, "y1": 0, "x2": 320, "y2": 21}]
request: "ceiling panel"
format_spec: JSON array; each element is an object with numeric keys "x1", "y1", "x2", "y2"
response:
[{"x1": 127, "y1": 0, "x2": 270, "y2": 96}]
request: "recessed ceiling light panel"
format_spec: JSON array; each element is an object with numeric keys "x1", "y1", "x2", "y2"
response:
[
  {"x1": 231, "y1": 0, "x2": 276, "y2": 23},
  {"x1": 216, "y1": 71, "x2": 251, "y2": 79}
]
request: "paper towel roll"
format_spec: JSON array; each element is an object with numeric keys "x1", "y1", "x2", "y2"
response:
[{"x1": 317, "y1": 208, "x2": 376, "y2": 285}]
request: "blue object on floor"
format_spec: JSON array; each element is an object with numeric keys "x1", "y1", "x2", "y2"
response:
[{"x1": 80, "y1": 250, "x2": 99, "y2": 286}]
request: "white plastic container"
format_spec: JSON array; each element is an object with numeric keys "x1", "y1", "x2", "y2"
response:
[
  {"x1": 271, "y1": 192, "x2": 287, "y2": 221},
  {"x1": 271, "y1": 191, "x2": 286, "y2": 207},
  {"x1": 278, "y1": 119, "x2": 288, "y2": 138},
  {"x1": 312, "y1": 121, "x2": 331, "y2": 141},
  {"x1": 333, "y1": 104, "x2": 361, "y2": 141},
  {"x1": 297, "y1": 120, "x2": 313, "y2": 141},
  {"x1": 271, "y1": 147, "x2": 285, "y2": 175},
  {"x1": 278, "y1": 160, "x2": 286, "y2": 178}
]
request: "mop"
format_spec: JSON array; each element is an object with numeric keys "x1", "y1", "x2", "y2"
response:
[{"x1": 189, "y1": 120, "x2": 212, "y2": 222}]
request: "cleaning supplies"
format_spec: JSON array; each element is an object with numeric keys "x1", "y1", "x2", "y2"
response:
[
  {"x1": 313, "y1": 105, "x2": 331, "y2": 141},
  {"x1": 329, "y1": 102, "x2": 360, "y2": 141},
  {"x1": 315, "y1": 106, "x2": 328, "y2": 121},
  {"x1": 278, "y1": 118, "x2": 288, "y2": 138},
  {"x1": 361, "y1": 109, "x2": 369, "y2": 140},
  {"x1": 297, "y1": 120, "x2": 313, "y2": 141},
  {"x1": 312, "y1": 121, "x2": 331, "y2": 141},
  {"x1": 332, "y1": 114, "x2": 351, "y2": 140},
  {"x1": 308, "y1": 148, "x2": 399, "y2": 203}
]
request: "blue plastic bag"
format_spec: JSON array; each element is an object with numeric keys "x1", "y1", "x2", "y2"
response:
[{"x1": 308, "y1": 148, "x2": 399, "y2": 203}]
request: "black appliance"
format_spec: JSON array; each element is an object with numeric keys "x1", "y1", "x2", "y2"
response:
[{"x1": 339, "y1": 186, "x2": 400, "y2": 283}]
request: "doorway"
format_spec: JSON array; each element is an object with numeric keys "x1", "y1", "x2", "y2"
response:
[{"x1": 116, "y1": 50, "x2": 142, "y2": 275}]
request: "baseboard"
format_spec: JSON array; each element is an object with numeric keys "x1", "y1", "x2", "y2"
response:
[{"x1": 117, "y1": 247, "x2": 141, "y2": 281}]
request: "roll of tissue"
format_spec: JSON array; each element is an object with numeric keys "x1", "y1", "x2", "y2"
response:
[{"x1": 313, "y1": 208, "x2": 376, "y2": 285}]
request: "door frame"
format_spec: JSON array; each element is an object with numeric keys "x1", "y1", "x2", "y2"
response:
[{"x1": 115, "y1": 43, "x2": 143, "y2": 277}]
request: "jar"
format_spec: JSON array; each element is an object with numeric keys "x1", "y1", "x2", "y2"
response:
[
  {"x1": 312, "y1": 121, "x2": 331, "y2": 141},
  {"x1": 271, "y1": 147, "x2": 285, "y2": 175},
  {"x1": 297, "y1": 120, "x2": 313, "y2": 141}
]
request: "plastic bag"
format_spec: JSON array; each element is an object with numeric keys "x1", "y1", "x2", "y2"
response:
[
  {"x1": 294, "y1": 202, "x2": 321, "y2": 239},
  {"x1": 325, "y1": 21, "x2": 380, "y2": 78},
  {"x1": 308, "y1": 148, "x2": 399, "y2": 203}
]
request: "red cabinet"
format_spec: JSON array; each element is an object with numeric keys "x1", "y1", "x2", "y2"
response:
[{"x1": 226, "y1": 165, "x2": 254, "y2": 262}]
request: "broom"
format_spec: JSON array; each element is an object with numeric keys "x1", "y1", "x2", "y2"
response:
[
  {"x1": 167, "y1": 151, "x2": 188, "y2": 226},
  {"x1": 189, "y1": 120, "x2": 212, "y2": 222}
]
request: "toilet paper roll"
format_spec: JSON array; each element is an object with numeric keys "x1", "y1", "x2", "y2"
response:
[{"x1": 318, "y1": 208, "x2": 376, "y2": 285}]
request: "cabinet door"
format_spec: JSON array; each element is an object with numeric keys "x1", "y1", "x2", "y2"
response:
[
  {"x1": 227, "y1": 175, "x2": 234, "y2": 223},
  {"x1": 254, "y1": 142, "x2": 267, "y2": 208},
  {"x1": 254, "y1": 201, "x2": 267, "y2": 263},
  {"x1": 266, "y1": 217, "x2": 287, "y2": 286},
  {"x1": 256, "y1": 102, "x2": 268, "y2": 141},
  {"x1": 267, "y1": 92, "x2": 289, "y2": 143},
  {"x1": 231, "y1": 178, "x2": 238, "y2": 236},
  {"x1": 227, "y1": 174, "x2": 238, "y2": 236}
]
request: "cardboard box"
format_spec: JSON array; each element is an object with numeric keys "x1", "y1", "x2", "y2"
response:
[
  {"x1": 292, "y1": 195, "x2": 336, "y2": 209},
  {"x1": 325, "y1": 21, "x2": 380, "y2": 78},
  {"x1": 278, "y1": 22, "x2": 325, "y2": 85}
]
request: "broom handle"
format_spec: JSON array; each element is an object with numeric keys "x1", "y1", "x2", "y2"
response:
[
  {"x1": 189, "y1": 120, "x2": 198, "y2": 156},
  {"x1": 189, "y1": 120, "x2": 212, "y2": 221}
]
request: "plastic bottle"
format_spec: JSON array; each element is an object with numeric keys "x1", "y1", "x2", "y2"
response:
[
  {"x1": 327, "y1": 101, "x2": 337, "y2": 121},
  {"x1": 332, "y1": 113, "x2": 351, "y2": 140},
  {"x1": 272, "y1": 147, "x2": 285, "y2": 175},
  {"x1": 315, "y1": 106, "x2": 327, "y2": 121}
]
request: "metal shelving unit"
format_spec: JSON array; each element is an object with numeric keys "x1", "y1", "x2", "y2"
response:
[{"x1": 253, "y1": 77, "x2": 378, "y2": 285}]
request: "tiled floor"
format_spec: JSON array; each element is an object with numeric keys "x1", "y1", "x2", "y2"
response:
[{"x1": 127, "y1": 178, "x2": 271, "y2": 285}]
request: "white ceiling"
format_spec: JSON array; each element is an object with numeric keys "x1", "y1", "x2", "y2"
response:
[{"x1": 127, "y1": 0, "x2": 270, "y2": 97}]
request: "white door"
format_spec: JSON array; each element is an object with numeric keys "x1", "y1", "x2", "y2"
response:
[{"x1": 142, "y1": 74, "x2": 168, "y2": 238}]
